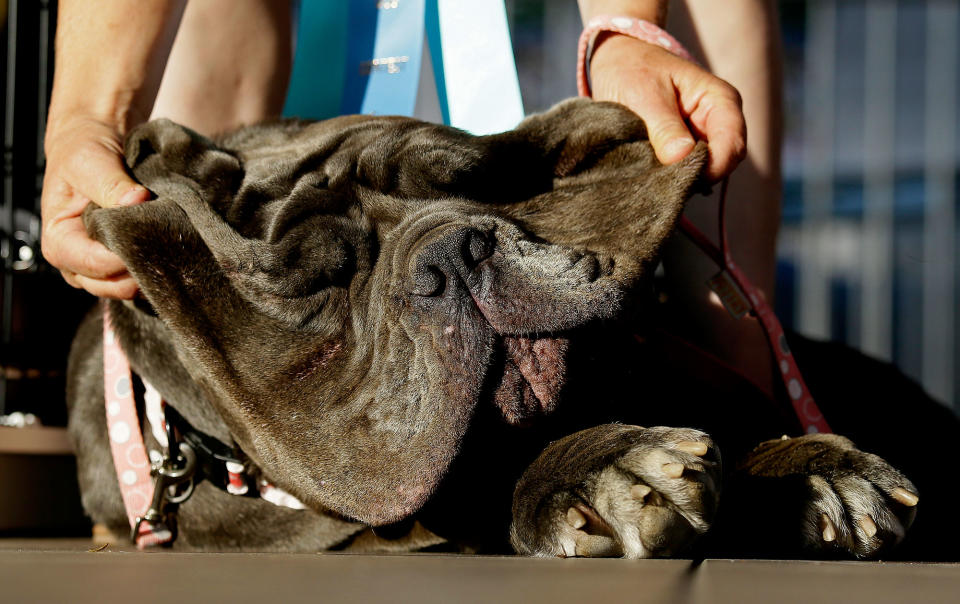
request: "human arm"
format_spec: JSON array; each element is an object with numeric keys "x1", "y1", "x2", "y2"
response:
[{"x1": 41, "y1": 0, "x2": 186, "y2": 298}]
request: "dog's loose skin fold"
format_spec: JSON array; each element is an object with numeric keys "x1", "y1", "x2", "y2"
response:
[{"x1": 68, "y1": 99, "x2": 960, "y2": 558}]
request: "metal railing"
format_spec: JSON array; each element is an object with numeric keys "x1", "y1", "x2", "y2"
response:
[{"x1": 779, "y1": 0, "x2": 958, "y2": 409}]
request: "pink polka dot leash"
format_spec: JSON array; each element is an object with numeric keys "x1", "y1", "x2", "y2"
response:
[
  {"x1": 102, "y1": 303, "x2": 178, "y2": 548},
  {"x1": 102, "y1": 302, "x2": 307, "y2": 547},
  {"x1": 578, "y1": 16, "x2": 831, "y2": 435}
]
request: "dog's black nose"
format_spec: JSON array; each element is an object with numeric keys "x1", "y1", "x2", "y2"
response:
[{"x1": 409, "y1": 226, "x2": 493, "y2": 297}]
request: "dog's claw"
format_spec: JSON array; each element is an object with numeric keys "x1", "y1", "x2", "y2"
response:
[
  {"x1": 574, "y1": 532, "x2": 621, "y2": 557},
  {"x1": 566, "y1": 507, "x2": 587, "y2": 529},
  {"x1": 662, "y1": 462, "x2": 685, "y2": 478},
  {"x1": 819, "y1": 513, "x2": 836, "y2": 542},
  {"x1": 675, "y1": 441, "x2": 708, "y2": 456},
  {"x1": 892, "y1": 487, "x2": 919, "y2": 507},
  {"x1": 631, "y1": 484, "x2": 652, "y2": 501},
  {"x1": 859, "y1": 515, "x2": 878, "y2": 538}
]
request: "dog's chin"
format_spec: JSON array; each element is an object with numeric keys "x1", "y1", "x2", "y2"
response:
[{"x1": 491, "y1": 334, "x2": 569, "y2": 426}]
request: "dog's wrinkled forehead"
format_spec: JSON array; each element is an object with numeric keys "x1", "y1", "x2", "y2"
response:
[{"x1": 84, "y1": 98, "x2": 708, "y2": 525}]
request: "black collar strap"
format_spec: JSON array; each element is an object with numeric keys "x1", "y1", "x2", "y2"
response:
[
  {"x1": 155, "y1": 402, "x2": 306, "y2": 510},
  {"x1": 161, "y1": 405, "x2": 257, "y2": 498}
]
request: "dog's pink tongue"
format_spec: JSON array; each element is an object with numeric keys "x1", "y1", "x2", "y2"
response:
[{"x1": 493, "y1": 335, "x2": 569, "y2": 425}]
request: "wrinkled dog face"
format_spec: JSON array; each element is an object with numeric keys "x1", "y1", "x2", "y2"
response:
[{"x1": 85, "y1": 99, "x2": 706, "y2": 525}]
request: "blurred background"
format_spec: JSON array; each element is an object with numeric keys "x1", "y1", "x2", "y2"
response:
[
  {"x1": 2, "y1": 0, "x2": 958, "y2": 430},
  {"x1": 499, "y1": 0, "x2": 960, "y2": 413}
]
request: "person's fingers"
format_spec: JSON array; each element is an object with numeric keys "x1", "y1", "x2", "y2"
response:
[
  {"x1": 51, "y1": 231, "x2": 139, "y2": 300},
  {"x1": 61, "y1": 137, "x2": 149, "y2": 209},
  {"x1": 74, "y1": 272, "x2": 140, "y2": 300},
  {"x1": 59, "y1": 268, "x2": 83, "y2": 290},
  {"x1": 44, "y1": 217, "x2": 130, "y2": 280},
  {"x1": 682, "y1": 80, "x2": 747, "y2": 181}
]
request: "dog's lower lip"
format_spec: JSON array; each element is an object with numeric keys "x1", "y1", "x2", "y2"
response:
[
  {"x1": 505, "y1": 335, "x2": 567, "y2": 403},
  {"x1": 492, "y1": 334, "x2": 569, "y2": 424}
]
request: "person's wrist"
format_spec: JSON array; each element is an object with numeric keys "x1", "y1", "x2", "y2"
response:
[
  {"x1": 44, "y1": 110, "x2": 116, "y2": 155},
  {"x1": 47, "y1": 61, "x2": 158, "y2": 136},
  {"x1": 578, "y1": 15, "x2": 695, "y2": 98},
  {"x1": 590, "y1": 31, "x2": 663, "y2": 74},
  {"x1": 587, "y1": 15, "x2": 693, "y2": 63},
  {"x1": 47, "y1": 92, "x2": 148, "y2": 140},
  {"x1": 44, "y1": 92, "x2": 148, "y2": 157}
]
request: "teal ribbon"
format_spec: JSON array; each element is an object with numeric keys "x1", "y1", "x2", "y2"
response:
[{"x1": 285, "y1": 0, "x2": 524, "y2": 134}]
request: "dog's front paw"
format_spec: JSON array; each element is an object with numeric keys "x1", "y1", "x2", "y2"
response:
[
  {"x1": 511, "y1": 424, "x2": 721, "y2": 558},
  {"x1": 742, "y1": 434, "x2": 918, "y2": 559}
]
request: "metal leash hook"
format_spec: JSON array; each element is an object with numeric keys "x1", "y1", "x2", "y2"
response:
[{"x1": 131, "y1": 418, "x2": 198, "y2": 544}]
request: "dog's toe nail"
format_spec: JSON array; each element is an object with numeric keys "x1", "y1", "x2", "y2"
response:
[
  {"x1": 892, "y1": 487, "x2": 919, "y2": 507},
  {"x1": 662, "y1": 463, "x2": 685, "y2": 478},
  {"x1": 566, "y1": 507, "x2": 587, "y2": 529},
  {"x1": 859, "y1": 515, "x2": 878, "y2": 538},
  {"x1": 574, "y1": 533, "x2": 621, "y2": 557},
  {"x1": 675, "y1": 441, "x2": 708, "y2": 456},
  {"x1": 820, "y1": 513, "x2": 836, "y2": 542},
  {"x1": 631, "y1": 484, "x2": 652, "y2": 501}
]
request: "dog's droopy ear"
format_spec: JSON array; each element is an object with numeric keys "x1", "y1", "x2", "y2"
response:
[
  {"x1": 125, "y1": 118, "x2": 243, "y2": 201},
  {"x1": 491, "y1": 99, "x2": 710, "y2": 289},
  {"x1": 86, "y1": 120, "x2": 246, "y2": 320},
  {"x1": 92, "y1": 119, "x2": 370, "y2": 333},
  {"x1": 502, "y1": 98, "x2": 655, "y2": 179}
]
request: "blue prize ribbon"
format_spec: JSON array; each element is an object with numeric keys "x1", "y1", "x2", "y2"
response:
[{"x1": 341, "y1": 0, "x2": 427, "y2": 117}]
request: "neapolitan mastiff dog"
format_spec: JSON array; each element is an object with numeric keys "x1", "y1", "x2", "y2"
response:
[{"x1": 67, "y1": 99, "x2": 960, "y2": 559}]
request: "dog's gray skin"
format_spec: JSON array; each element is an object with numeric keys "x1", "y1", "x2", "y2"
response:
[{"x1": 68, "y1": 99, "x2": 934, "y2": 558}]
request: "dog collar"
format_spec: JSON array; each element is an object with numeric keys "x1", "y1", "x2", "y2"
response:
[
  {"x1": 577, "y1": 17, "x2": 831, "y2": 435},
  {"x1": 102, "y1": 303, "x2": 304, "y2": 548}
]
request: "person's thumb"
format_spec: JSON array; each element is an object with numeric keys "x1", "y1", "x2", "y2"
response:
[{"x1": 69, "y1": 142, "x2": 149, "y2": 208}]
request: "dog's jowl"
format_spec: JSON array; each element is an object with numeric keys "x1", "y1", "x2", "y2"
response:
[{"x1": 67, "y1": 99, "x2": 959, "y2": 559}]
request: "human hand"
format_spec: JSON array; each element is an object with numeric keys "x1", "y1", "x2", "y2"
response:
[
  {"x1": 41, "y1": 115, "x2": 149, "y2": 298},
  {"x1": 588, "y1": 33, "x2": 746, "y2": 182}
]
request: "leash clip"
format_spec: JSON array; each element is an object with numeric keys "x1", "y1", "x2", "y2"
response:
[{"x1": 131, "y1": 438, "x2": 197, "y2": 545}]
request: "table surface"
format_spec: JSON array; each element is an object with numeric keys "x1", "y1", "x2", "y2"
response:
[{"x1": 2, "y1": 538, "x2": 959, "y2": 604}]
